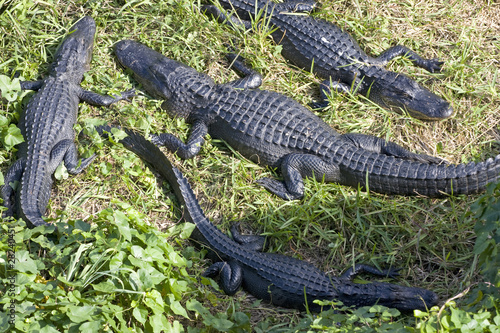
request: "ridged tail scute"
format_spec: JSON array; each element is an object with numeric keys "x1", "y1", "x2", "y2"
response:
[{"x1": 340, "y1": 148, "x2": 500, "y2": 197}]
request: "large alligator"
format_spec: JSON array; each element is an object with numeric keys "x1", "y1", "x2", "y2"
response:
[
  {"x1": 202, "y1": 0, "x2": 453, "y2": 120},
  {"x1": 0, "y1": 16, "x2": 134, "y2": 227},
  {"x1": 95, "y1": 124, "x2": 438, "y2": 312},
  {"x1": 114, "y1": 39, "x2": 500, "y2": 200}
]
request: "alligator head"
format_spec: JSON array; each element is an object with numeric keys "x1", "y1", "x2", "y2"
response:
[
  {"x1": 50, "y1": 16, "x2": 96, "y2": 79},
  {"x1": 337, "y1": 281, "x2": 439, "y2": 312},
  {"x1": 367, "y1": 71, "x2": 453, "y2": 120},
  {"x1": 114, "y1": 40, "x2": 213, "y2": 120}
]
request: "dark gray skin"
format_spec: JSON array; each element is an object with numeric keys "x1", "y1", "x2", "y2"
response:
[
  {"x1": 95, "y1": 125, "x2": 438, "y2": 312},
  {"x1": 202, "y1": 0, "x2": 453, "y2": 121},
  {"x1": 114, "y1": 40, "x2": 500, "y2": 200},
  {"x1": 1, "y1": 16, "x2": 134, "y2": 227}
]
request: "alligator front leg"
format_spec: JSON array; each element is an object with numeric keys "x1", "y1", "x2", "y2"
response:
[
  {"x1": 225, "y1": 53, "x2": 263, "y2": 89},
  {"x1": 203, "y1": 260, "x2": 243, "y2": 295},
  {"x1": 20, "y1": 80, "x2": 44, "y2": 91},
  {"x1": 1, "y1": 158, "x2": 26, "y2": 216},
  {"x1": 340, "y1": 133, "x2": 446, "y2": 164},
  {"x1": 340, "y1": 264, "x2": 401, "y2": 281},
  {"x1": 50, "y1": 140, "x2": 97, "y2": 174},
  {"x1": 150, "y1": 119, "x2": 208, "y2": 159},
  {"x1": 258, "y1": 153, "x2": 340, "y2": 200},
  {"x1": 376, "y1": 45, "x2": 444, "y2": 73},
  {"x1": 202, "y1": 5, "x2": 252, "y2": 30},
  {"x1": 77, "y1": 87, "x2": 135, "y2": 107},
  {"x1": 309, "y1": 75, "x2": 355, "y2": 110}
]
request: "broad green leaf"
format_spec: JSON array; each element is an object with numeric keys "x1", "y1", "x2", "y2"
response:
[
  {"x1": 2, "y1": 124, "x2": 24, "y2": 148},
  {"x1": 109, "y1": 251, "x2": 126, "y2": 270},
  {"x1": 79, "y1": 320, "x2": 102, "y2": 332},
  {"x1": 149, "y1": 313, "x2": 170, "y2": 333},
  {"x1": 67, "y1": 305, "x2": 95, "y2": 323},
  {"x1": 16, "y1": 250, "x2": 43, "y2": 274},
  {"x1": 0, "y1": 312, "x2": 10, "y2": 333},
  {"x1": 92, "y1": 280, "x2": 117, "y2": 293},
  {"x1": 0, "y1": 75, "x2": 21, "y2": 102},
  {"x1": 168, "y1": 294, "x2": 189, "y2": 318},
  {"x1": 133, "y1": 306, "x2": 148, "y2": 324},
  {"x1": 113, "y1": 210, "x2": 132, "y2": 242},
  {"x1": 0, "y1": 115, "x2": 8, "y2": 127},
  {"x1": 39, "y1": 324, "x2": 60, "y2": 333}
]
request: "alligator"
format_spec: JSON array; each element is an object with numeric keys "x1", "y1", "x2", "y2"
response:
[
  {"x1": 202, "y1": 0, "x2": 453, "y2": 121},
  {"x1": 114, "y1": 39, "x2": 500, "y2": 200},
  {"x1": 95, "y1": 124, "x2": 438, "y2": 312},
  {"x1": 0, "y1": 16, "x2": 135, "y2": 227}
]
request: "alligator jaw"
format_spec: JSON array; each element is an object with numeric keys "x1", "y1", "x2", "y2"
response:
[
  {"x1": 114, "y1": 40, "x2": 189, "y2": 100},
  {"x1": 371, "y1": 74, "x2": 454, "y2": 120},
  {"x1": 337, "y1": 281, "x2": 439, "y2": 312}
]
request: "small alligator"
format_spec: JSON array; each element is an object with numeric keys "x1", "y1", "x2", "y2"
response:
[
  {"x1": 202, "y1": 0, "x2": 453, "y2": 120},
  {"x1": 95, "y1": 124, "x2": 438, "y2": 312},
  {"x1": 0, "y1": 16, "x2": 134, "y2": 227},
  {"x1": 114, "y1": 39, "x2": 500, "y2": 200}
]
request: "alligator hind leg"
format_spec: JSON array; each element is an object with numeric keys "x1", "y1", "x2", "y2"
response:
[
  {"x1": 230, "y1": 223, "x2": 266, "y2": 252},
  {"x1": 20, "y1": 80, "x2": 44, "y2": 91},
  {"x1": 376, "y1": 45, "x2": 444, "y2": 73},
  {"x1": 50, "y1": 140, "x2": 96, "y2": 174},
  {"x1": 150, "y1": 119, "x2": 208, "y2": 160},
  {"x1": 77, "y1": 87, "x2": 135, "y2": 107},
  {"x1": 203, "y1": 260, "x2": 243, "y2": 296},
  {"x1": 225, "y1": 53, "x2": 263, "y2": 89},
  {"x1": 341, "y1": 264, "x2": 401, "y2": 281},
  {"x1": 257, "y1": 153, "x2": 340, "y2": 200},
  {"x1": 340, "y1": 133, "x2": 446, "y2": 164},
  {"x1": 1, "y1": 158, "x2": 26, "y2": 217}
]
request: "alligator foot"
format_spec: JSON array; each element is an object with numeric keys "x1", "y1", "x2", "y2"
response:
[
  {"x1": 201, "y1": 5, "x2": 251, "y2": 30},
  {"x1": 259, "y1": 153, "x2": 342, "y2": 200},
  {"x1": 225, "y1": 52, "x2": 263, "y2": 89},
  {"x1": 50, "y1": 140, "x2": 97, "y2": 175},
  {"x1": 150, "y1": 119, "x2": 207, "y2": 160},
  {"x1": 308, "y1": 101, "x2": 329, "y2": 111},
  {"x1": 257, "y1": 177, "x2": 302, "y2": 200},
  {"x1": 230, "y1": 223, "x2": 267, "y2": 252},
  {"x1": 341, "y1": 264, "x2": 401, "y2": 281},
  {"x1": 78, "y1": 88, "x2": 135, "y2": 107},
  {"x1": 203, "y1": 260, "x2": 243, "y2": 296},
  {"x1": 309, "y1": 79, "x2": 353, "y2": 111}
]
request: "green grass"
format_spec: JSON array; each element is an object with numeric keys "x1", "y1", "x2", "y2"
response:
[{"x1": 0, "y1": 0, "x2": 499, "y2": 331}]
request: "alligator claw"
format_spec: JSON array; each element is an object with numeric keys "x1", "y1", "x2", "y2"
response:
[
  {"x1": 424, "y1": 59, "x2": 444, "y2": 73},
  {"x1": 256, "y1": 177, "x2": 302, "y2": 200},
  {"x1": 114, "y1": 88, "x2": 136, "y2": 102},
  {"x1": 385, "y1": 267, "x2": 402, "y2": 279},
  {"x1": 308, "y1": 101, "x2": 329, "y2": 111}
]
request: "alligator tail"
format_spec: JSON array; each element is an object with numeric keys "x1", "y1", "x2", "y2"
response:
[
  {"x1": 340, "y1": 148, "x2": 500, "y2": 197},
  {"x1": 18, "y1": 159, "x2": 52, "y2": 227}
]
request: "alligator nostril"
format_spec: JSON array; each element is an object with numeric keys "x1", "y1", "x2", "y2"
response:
[
  {"x1": 114, "y1": 40, "x2": 130, "y2": 52},
  {"x1": 441, "y1": 105, "x2": 454, "y2": 118}
]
